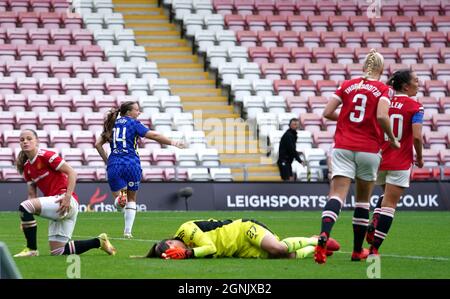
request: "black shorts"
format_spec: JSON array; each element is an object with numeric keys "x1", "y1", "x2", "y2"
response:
[{"x1": 277, "y1": 160, "x2": 293, "y2": 180}]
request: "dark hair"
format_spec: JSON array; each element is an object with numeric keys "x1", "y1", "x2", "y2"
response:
[
  {"x1": 16, "y1": 129, "x2": 38, "y2": 175},
  {"x1": 146, "y1": 239, "x2": 171, "y2": 258},
  {"x1": 387, "y1": 69, "x2": 413, "y2": 92},
  {"x1": 100, "y1": 101, "x2": 138, "y2": 143},
  {"x1": 289, "y1": 118, "x2": 299, "y2": 126}
]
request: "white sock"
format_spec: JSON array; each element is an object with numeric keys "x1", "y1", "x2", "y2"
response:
[{"x1": 124, "y1": 201, "x2": 137, "y2": 234}]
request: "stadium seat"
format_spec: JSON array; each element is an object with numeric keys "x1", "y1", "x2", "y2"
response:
[
  {"x1": 2, "y1": 167, "x2": 23, "y2": 181},
  {"x1": 313, "y1": 131, "x2": 334, "y2": 152},
  {"x1": 49, "y1": 130, "x2": 71, "y2": 148},
  {"x1": 283, "y1": 63, "x2": 304, "y2": 81},
  {"x1": 83, "y1": 112, "x2": 104, "y2": 132},
  {"x1": 424, "y1": 131, "x2": 448, "y2": 150},
  {"x1": 50, "y1": 94, "x2": 72, "y2": 113},
  {"x1": 440, "y1": 149, "x2": 450, "y2": 166},
  {"x1": 83, "y1": 148, "x2": 105, "y2": 166},
  {"x1": 16, "y1": 111, "x2": 38, "y2": 130},
  {"x1": 308, "y1": 95, "x2": 328, "y2": 115},
  {"x1": 209, "y1": 168, "x2": 233, "y2": 181},
  {"x1": 277, "y1": 112, "x2": 296, "y2": 131},
  {"x1": 72, "y1": 130, "x2": 94, "y2": 149},
  {"x1": 334, "y1": 48, "x2": 355, "y2": 64},
  {"x1": 304, "y1": 63, "x2": 326, "y2": 81},
  {"x1": 4, "y1": 94, "x2": 27, "y2": 112},
  {"x1": 299, "y1": 31, "x2": 320, "y2": 48},
  {"x1": 440, "y1": 97, "x2": 450, "y2": 114},
  {"x1": 187, "y1": 168, "x2": 210, "y2": 181},
  {"x1": 286, "y1": 96, "x2": 308, "y2": 115},
  {"x1": 433, "y1": 114, "x2": 450, "y2": 133},
  {"x1": 61, "y1": 148, "x2": 84, "y2": 166},
  {"x1": 152, "y1": 148, "x2": 176, "y2": 166},
  {"x1": 411, "y1": 168, "x2": 436, "y2": 180},
  {"x1": 197, "y1": 148, "x2": 220, "y2": 167},
  {"x1": 295, "y1": 80, "x2": 316, "y2": 97},
  {"x1": 371, "y1": 16, "x2": 392, "y2": 33},
  {"x1": 28, "y1": 94, "x2": 49, "y2": 113},
  {"x1": 299, "y1": 113, "x2": 322, "y2": 133},
  {"x1": 0, "y1": 147, "x2": 13, "y2": 166},
  {"x1": 164, "y1": 167, "x2": 188, "y2": 181},
  {"x1": 29, "y1": 61, "x2": 50, "y2": 78}
]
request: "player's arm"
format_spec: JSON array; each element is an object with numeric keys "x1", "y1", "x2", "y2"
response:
[
  {"x1": 323, "y1": 96, "x2": 341, "y2": 121},
  {"x1": 189, "y1": 230, "x2": 218, "y2": 258},
  {"x1": 144, "y1": 131, "x2": 184, "y2": 148},
  {"x1": 377, "y1": 98, "x2": 400, "y2": 149},
  {"x1": 412, "y1": 111, "x2": 424, "y2": 168},
  {"x1": 56, "y1": 162, "x2": 77, "y2": 216},
  {"x1": 27, "y1": 182, "x2": 37, "y2": 199},
  {"x1": 94, "y1": 137, "x2": 109, "y2": 164}
]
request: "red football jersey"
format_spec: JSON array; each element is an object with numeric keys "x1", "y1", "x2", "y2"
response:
[
  {"x1": 23, "y1": 149, "x2": 79, "y2": 201},
  {"x1": 333, "y1": 78, "x2": 394, "y2": 153},
  {"x1": 379, "y1": 95, "x2": 424, "y2": 171}
]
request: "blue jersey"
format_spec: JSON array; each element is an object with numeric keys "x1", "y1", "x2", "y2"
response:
[{"x1": 107, "y1": 116, "x2": 150, "y2": 166}]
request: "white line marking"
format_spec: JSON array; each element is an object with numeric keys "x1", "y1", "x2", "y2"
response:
[
  {"x1": 336, "y1": 251, "x2": 450, "y2": 262},
  {"x1": 74, "y1": 235, "x2": 450, "y2": 262}
]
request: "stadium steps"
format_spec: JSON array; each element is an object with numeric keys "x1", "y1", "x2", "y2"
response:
[{"x1": 114, "y1": 0, "x2": 271, "y2": 180}]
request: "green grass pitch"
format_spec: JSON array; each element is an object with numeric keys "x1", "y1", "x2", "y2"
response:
[{"x1": 1, "y1": 211, "x2": 449, "y2": 279}]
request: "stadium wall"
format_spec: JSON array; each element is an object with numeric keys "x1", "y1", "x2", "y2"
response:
[{"x1": 0, "y1": 182, "x2": 449, "y2": 211}]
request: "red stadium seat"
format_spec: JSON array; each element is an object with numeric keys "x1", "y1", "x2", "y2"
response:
[
  {"x1": 17, "y1": 77, "x2": 38, "y2": 96},
  {"x1": 39, "y1": 12, "x2": 61, "y2": 29},
  {"x1": 38, "y1": 111, "x2": 60, "y2": 131},
  {"x1": 73, "y1": 61, "x2": 94, "y2": 79},
  {"x1": 274, "y1": 79, "x2": 295, "y2": 96},
  {"x1": 16, "y1": 111, "x2": 38, "y2": 130},
  {"x1": 19, "y1": 12, "x2": 39, "y2": 29},
  {"x1": 95, "y1": 94, "x2": 116, "y2": 113},
  {"x1": 83, "y1": 112, "x2": 104, "y2": 131},
  {"x1": 30, "y1": 0, "x2": 52, "y2": 13},
  {"x1": 419, "y1": 47, "x2": 440, "y2": 65},
  {"x1": 275, "y1": 0, "x2": 296, "y2": 16},
  {"x1": 164, "y1": 168, "x2": 188, "y2": 181},
  {"x1": 304, "y1": 63, "x2": 326, "y2": 81},
  {"x1": 433, "y1": 16, "x2": 450, "y2": 33},
  {"x1": 261, "y1": 63, "x2": 283, "y2": 80},
  {"x1": 307, "y1": 15, "x2": 328, "y2": 32},
  {"x1": 315, "y1": 0, "x2": 337, "y2": 16},
  {"x1": 381, "y1": 0, "x2": 399, "y2": 16},
  {"x1": 28, "y1": 94, "x2": 50, "y2": 112},
  {"x1": 316, "y1": 80, "x2": 337, "y2": 97},
  {"x1": 50, "y1": 94, "x2": 72, "y2": 113},
  {"x1": 312, "y1": 48, "x2": 333, "y2": 64},
  {"x1": 419, "y1": 96, "x2": 440, "y2": 116},
  {"x1": 341, "y1": 31, "x2": 362, "y2": 48},
  {"x1": 411, "y1": 168, "x2": 436, "y2": 180},
  {"x1": 405, "y1": 31, "x2": 426, "y2": 48},
  {"x1": 377, "y1": 48, "x2": 398, "y2": 64},
  {"x1": 72, "y1": 29, "x2": 94, "y2": 46},
  {"x1": 371, "y1": 16, "x2": 392, "y2": 33},
  {"x1": 432, "y1": 64, "x2": 450, "y2": 82},
  {"x1": 392, "y1": 16, "x2": 412, "y2": 33},
  {"x1": 422, "y1": 149, "x2": 441, "y2": 167},
  {"x1": 50, "y1": 130, "x2": 72, "y2": 148},
  {"x1": 334, "y1": 47, "x2": 355, "y2": 64},
  {"x1": 286, "y1": 96, "x2": 309, "y2": 114},
  {"x1": 249, "y1": 47, "x2": 270, "y2": 63},
  {"x1": 266, "y1": 15, "x2": 288, "y2": 32},
  {"x1": 299, "y1": 112, "x2": 322, "y2": 133},
  {"x1": 84, "y1": 78, "x2": 106, "y2": 96},
  {"x1": 61, "y1": 111, "x2": 83, "y2": 132},
  {"x1": 440, "y1": 149, "x2": 450, "y2": 166},
  {"x1": 320, "y1": 31, "x2": 341, "y2": 48},
  {"x1": 400, "y1": 0, "x2": 420, "y2": 16},
  {"x1": 295, "y1": 0, "x2": 315, "y2": 16},
  {"x1": 72, "y1": 95, "x2": 95, "y2": 113},
  {"x1": 60, "y1": 12, "x2": 82, "y2": 29},
  {"x1": 2, "y1": 168, "x2": 23, "y2": 181},
  {"x1": 18, "y1": 44, "x2": 39, "y2": 62},
  {"x1": 72, "y1": 130, "x2": 94, "y2": 149},
  {"x1": 0, "y1": 11, "x2": 17, "y2": 28},
  {"x1": 313, "y1": 131, "x2": 334, "y2": 151},
  {"x1": 426, "y1": 32, "x2": 447, "y2": 48},
  {"x1": 255, "y1": 0, "x2": 275, "y2": 16},
  {"x1": 291, "y1": 47, "x2": 312, "y2": 63},
  {"x1": 7, "y1": 60, "x2": 27, "y2": 78},
  {"x1": 287, "y1": 15, "x2": 307, "y2": 32},
  {"x1": 50, "y1": 28, "x2": 72, "y2": 46},
  {"x1": 326, "y1": 63, "x2": 347, "y2": 81},
  {"x1": 362, "y1": 32, "x2": 383, "y2": 48},
  {"x1": 346, "y1": 63, "x2": 364, "y2": 78},
  {"x1": 40, "y1": 44, "x2": 61, "y2": 62},
  {"x1": 397, "y1": 48, "x2": 419, "y2": 64},
  {"x1": 278, "y1": 30, "x2": 299, "y2": 47},
  {"x1": 245, "y1": 14, "x2": 265, "y2": 32},
  {"x1": 270, "y1": 47, "x2": 291, "y2": 64},
  {"x1": 439, "y1": 97, "x2": 450, "y2": 114},
  {"x1": 424, "y1": 131, "x2": 448, "y2": 150},
  {"x1": 83, "y1": 148, "x2": 104, "y2": 166},
  {"x1": 412, "y1": 15, "x2": 433, "y2": 33},
  {"x1": 213, "y1": 0, "x2": 234, "y2": 15},
  {"x1": 225, "y1": 14, "x2": 245, "y2": 31},
  {"x1": 425, "y1": 80, "x2": 447, "y2": 99},
  {"x1": 61, "y1": 148, "x2": 84, "y2": 166},
  {"x1": 349, "y1": 16, "x2": 371, "y2": 33},
  {"x1": 237, "y1": 30, "x2": 258, "y2": 47},
  {"x1": 94, "y1": 61, "x2": 116, "y2": 79},
  {"x1": 328, "y1": 15, "x2": 349, "y2": 32},
  {"x1": 299, "y1": 31, "x2": 320, "y2": 48},
  {"x1": 83, "y1": 45, "x2": 104, "y2": 63},
  {"x1": 51, "y1": 61, "x2": 73, "y2": 79},
  {"x1": 73, "y1": 167, "x2": 97, "y2": 181},
  {"x1": 258, "y1": 31, "x2": 278, "y2": 48},
  {"x1": 432, "y1": 114, "x2": 450, "y2": 133},
  {"x1": 308, "y1": 95, "x2": 328, "y2": 115},
  {"x1": 337, "y1": 0, "x2": 359, "y2": 16},
  {"x1": 383, "y1": 31, "x2": 405, "y2": 49},
  {"x1": 282, "y1": 63, "x2": 304, "y2": 80},
  {"x1": 442, "y1": 167, "x2": 450, "y2": 180},
  {"x1": 6, "y1": 27, "x2": 28, "y2": 45},
  {"x1": 0, "y1": 147, "x2": 14, "y2": 166},
  {"x1": 234, "y1": 0, "x2": 255, "y2": 16},
  {"x1": 295, "y1": 79, "x2": 316, "y2": 97}
]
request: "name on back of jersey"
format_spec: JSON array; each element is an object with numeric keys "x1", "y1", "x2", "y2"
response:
[{"x1": 344, "y1": 83, "x2": 382, "y2": 97}]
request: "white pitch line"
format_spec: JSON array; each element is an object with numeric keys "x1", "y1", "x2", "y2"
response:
[
  {"x1": 74, "y1": 235, "x2": 450, "y2": 262},
  {"x1": 336, "y1": 251, "x2": 450, "y2": 262}
]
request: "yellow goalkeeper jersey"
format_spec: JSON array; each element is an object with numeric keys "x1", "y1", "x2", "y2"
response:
[{"x1": 173, "y1": 218, "x2": 278, "y2": 258}]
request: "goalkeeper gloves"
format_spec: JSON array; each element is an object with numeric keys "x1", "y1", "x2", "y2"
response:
[{"x1": 162, "y1": 248, "x2": 193, "y2": 260}]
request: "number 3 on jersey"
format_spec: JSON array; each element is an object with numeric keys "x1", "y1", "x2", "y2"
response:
[
  {"x1": 112, "y1": 127, "x2": 127, "y2": 149},
  {"x1": 349, "y1": 94, "x2": 367, "y2": 123},
  {"x1": 384, "y1": 114, "x2": 403, "y2": 141}
]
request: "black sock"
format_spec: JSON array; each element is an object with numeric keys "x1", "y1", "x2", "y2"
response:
[
  {"x1": 373, "y1": 207, "x2": 395, "y2": 250},
  {"x1": 63, "y1": 239, "x2": 101, "y2": 255},
  {"x1": 19, "y1": 205, "x2": 37, "y2": 250},
  {"x1": 320, "y1": 197, "x2": 343, "y2": 238},
  {"x1": 353, "y1": 202, "x2": 370, "y2": 252},
  {"x1": 371, "y1": 194, "x2": 384, "y2": 228}
]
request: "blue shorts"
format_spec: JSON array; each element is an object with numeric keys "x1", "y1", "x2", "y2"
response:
[{"x1": 107, "y1": 163, "x2": 142, "y2": 192}]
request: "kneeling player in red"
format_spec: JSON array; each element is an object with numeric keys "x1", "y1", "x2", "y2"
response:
[
  {"x1": 133, "y1": 218, "x2": 340, "y2": 260},
  {"x1": 14, "y1": 129, "x2": 116, "y2": 257}
]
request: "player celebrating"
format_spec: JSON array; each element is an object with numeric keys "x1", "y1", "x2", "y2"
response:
[
  {"x1": 95, "y1": 101, "x2": 184, "y2": 238},
  {"x1": 366, "y1": 69, "x2": 424, "y2": 255},
  {"x1": 314, "y1": 49, "x2": 400, "y2": 264},
  {"x1": 137, "y1": 218, "x2": 340, "y2": 259},
  {"x1": 14, "y1": 129, "x2": 116, "y2": 257}
]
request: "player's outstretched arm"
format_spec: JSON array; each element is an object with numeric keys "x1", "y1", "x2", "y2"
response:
[{"x1": 94, "y1": 137, "x2": 109, "y2": 164}]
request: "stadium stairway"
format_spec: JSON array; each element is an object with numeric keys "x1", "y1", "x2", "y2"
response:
[{"x1": 112, "y1": 0, "x2": 280, "y2": 181}]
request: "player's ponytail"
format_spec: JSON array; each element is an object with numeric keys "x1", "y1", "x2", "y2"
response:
[
  {"x1": 100, "y1": 101, "x2": 139, "y2": 143},
  {"x1": 16, "y1": 129, "x2": 38, "y2": 175},
  {"x1": 357, "y1": 49, "x2": 385, "y2": 89},
  {"x1": 100, "y1": 108, "x2": 120, "y2": 143},
  {"x1": 387, "y1": 69, "x2": 412, "y2": 92}
]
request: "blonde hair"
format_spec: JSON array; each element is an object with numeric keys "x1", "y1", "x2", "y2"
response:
[{"x1": 358, "y1": 49, "x2": 384, "y2": 89}]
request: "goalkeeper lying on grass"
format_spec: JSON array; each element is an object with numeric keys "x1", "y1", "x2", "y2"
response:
[{"x1": 138, "y1": 218, "x2": 340, "y2": 259}]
